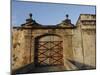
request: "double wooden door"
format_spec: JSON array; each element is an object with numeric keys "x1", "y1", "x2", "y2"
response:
[{"x1": 36, "y1": 35, "x2": 64, "y2": 66}]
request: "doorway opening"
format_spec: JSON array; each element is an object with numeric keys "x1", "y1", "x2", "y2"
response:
[{"x1": 34, "y1": 34, "x2": 64, "y2": 67}]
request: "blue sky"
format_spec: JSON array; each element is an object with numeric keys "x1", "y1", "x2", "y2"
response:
[{"x1": 12, "y1": 0, "x2": 96, "y2": 26}]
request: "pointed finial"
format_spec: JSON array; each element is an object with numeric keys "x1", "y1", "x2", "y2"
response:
[
  {"x1": 66, "y1": 14, "x2": 69, "y2": 19},
  {"x1": 29, "y1": 13, "x2": 32, "y2": 19}
]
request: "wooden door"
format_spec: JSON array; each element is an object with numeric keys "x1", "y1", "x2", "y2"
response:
[{"x1": 35, "y1": 35, "x2": 64, "y2": 66}]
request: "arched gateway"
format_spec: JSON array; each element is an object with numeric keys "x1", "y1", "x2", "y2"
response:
[{"x1": 35, "y1": 34, "x2": 64, "y2": 66}]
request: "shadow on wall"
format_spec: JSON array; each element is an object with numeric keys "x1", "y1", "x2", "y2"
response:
[
  {"x1": 12, "y1": 62, "x2": 66, "y2": 75},
  {"x1": 12, "y1": 62, "x2": 35, "y2": 75},
  {"x1": 67, "y1": 59, "x2": 96, "y2": 70},
  {"x1": 12, "y1": 60, "x2": 95, "y2": 75}
]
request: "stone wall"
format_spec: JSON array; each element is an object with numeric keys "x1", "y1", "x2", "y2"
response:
[
  {"x1": 12, "y1": 29, "x2": 26, "y2": 70},
  {"x1": 80, "y1": 14, "x2": 96, "y2": 68},
  {"x1": 72, "y1": 14, "x2": 96, "y2": 69}
]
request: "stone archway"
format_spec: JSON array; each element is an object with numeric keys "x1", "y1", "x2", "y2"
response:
[{"x1": 34, "y1": 34, "x2": 64, "y2": 67}]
